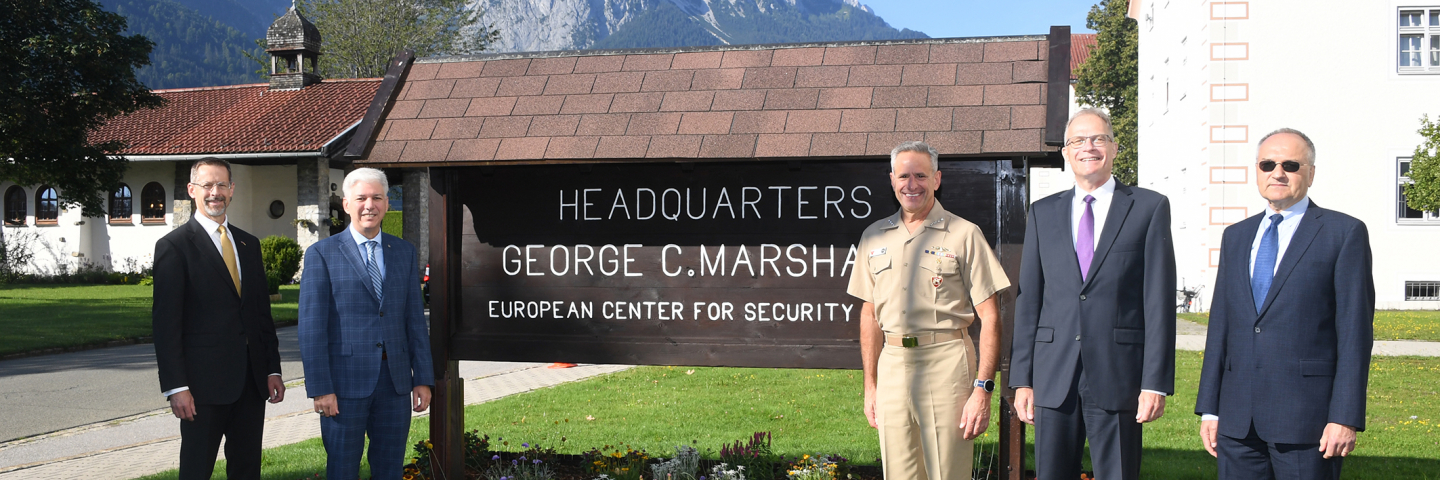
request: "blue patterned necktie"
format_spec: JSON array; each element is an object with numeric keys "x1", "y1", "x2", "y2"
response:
[
  {"x1": 1251, "y1": 214, "x2": 1284, "y2": 313},
  {"x1": 366, "y1": 240, "x2": 383, "y2": 304}
]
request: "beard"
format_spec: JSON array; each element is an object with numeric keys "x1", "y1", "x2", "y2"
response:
[{"x1": 201, "y1": 195, "x2": 228, "y2": 217}]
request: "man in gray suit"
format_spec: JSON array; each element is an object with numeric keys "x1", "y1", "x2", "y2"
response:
[{"x1": 1009, "y1": 108, "x2": 1177, "y2": 480}]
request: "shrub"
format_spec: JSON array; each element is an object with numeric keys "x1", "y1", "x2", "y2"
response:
[
  {"x1": 0, "y1": 231, "x2": 38, "y2": 284},
  {"x1": 260, "y1": 235, "x2": 302, "y2": 294},
  {"x1": 721, "y1": 432, "x2": 777, "y2": 480},
  {"x1": 650, "y1": 445, "x2": 701, "y2": 480}
]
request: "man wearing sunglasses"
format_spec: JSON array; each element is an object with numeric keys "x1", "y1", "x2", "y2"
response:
[
  {"x1": 1197, "y1": 128, "x2": 1374, "y2": 480},
  {"x1": 1009, "y1": 108, "x2": 1177, "y2": 480}
]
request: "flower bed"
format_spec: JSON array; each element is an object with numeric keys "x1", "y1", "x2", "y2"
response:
[{"x1": 402, "y1": 430, "x2": 885, "y2": 480}]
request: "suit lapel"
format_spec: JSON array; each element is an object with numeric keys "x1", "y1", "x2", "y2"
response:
[
  {"x1": 1258, "y1": 205, "x2": 1326, "y2": 319},
  {"x1": 338, "y1": 232, "x2": 380, "y2": 304},
  {"x1": 232, "y1": 228, "x2": 255, "y2": 303},
  {"x1": 381, "y1": 233, "x2": 401, "y2": 306},
  {"x1": 186, "y1": 220, "x2": 239, "y2": 299},
  {"x1": 1230, "y1": 214, "x2": 1265, "y2": 317},
  {"x1": 1053, "y1": 189, "x2": 1084, "y2": 284},
  {"x1": 1083, "y1": 184, "x2": 1134, "y2": 289}
]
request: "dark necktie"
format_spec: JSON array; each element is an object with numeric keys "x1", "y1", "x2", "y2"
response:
[
  {"x1": 1251, "y1": 214, "x2": 1284, "y2": 313},
  {"x1": 366, "y1": 240, "x2": 383, "y2": 304},
  {"x1": 1077, "y1": 195, "x2": 1096, "y2": 281}
]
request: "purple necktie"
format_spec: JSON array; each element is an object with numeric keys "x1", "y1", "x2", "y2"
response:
[{"x1": 1077, "y1": 194, "x2": 1095, "y2": 281}]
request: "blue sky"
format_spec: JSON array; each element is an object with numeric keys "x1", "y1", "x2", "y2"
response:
[{"x1": 859, "y1": 0, "x2": 1100, "y2": 38}]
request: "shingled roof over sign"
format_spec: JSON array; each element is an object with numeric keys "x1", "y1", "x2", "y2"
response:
[{"x1": 348, "y1": 28, "x2": 1071, "y2": 166}]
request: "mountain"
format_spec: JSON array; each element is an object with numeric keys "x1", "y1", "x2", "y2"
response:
[
  {"x1": 102, "y1": 0, "x2": 269, "y2": 89},
  {"x1": 475, "y1": 0, "x2": 927, "y2": 53}
]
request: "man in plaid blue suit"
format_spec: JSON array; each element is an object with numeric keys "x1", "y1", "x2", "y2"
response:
[{"x1": 300, "y1": 167, "x2": 434, "y2": 480}]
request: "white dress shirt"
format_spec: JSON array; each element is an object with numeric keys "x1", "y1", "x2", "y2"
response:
[
  {"x1": 348, "y1": 226, "x2": 385, "y2": 284},
  {"x1": 1071, "y1": 176, "x2": 1117, "y2": 251},
  {"x1": 1248, "y1": 197, "x2": 1310, "y2": 278},
  {"x1": 191, "y1": 214, "x2": 239, "y2": 283},
  {"x1": 1201, "y1": 196, "x2": 1310, "y2": 421}
]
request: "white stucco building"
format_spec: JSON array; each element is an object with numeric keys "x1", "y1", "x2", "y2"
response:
[
  {"x1": 0, "y1": 8, "x2": 376, "y2": 277},
  {"x1": 1128, "y1": 0, "x2": 1440, "y2": 309}
]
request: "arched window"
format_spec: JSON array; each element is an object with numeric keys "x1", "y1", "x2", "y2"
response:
[
  {"x1": 141, "y1": 182, "x2": 166, "y2": 223},
  {"x1": 35, "y1": 187, "x2": 58, "y2": 225},
  {"x1": 110, "y1": 183, "x2": 133, "y2": 224},
  {"x1": 3, "y1": 186, "x2": 25, "y2": 225}
]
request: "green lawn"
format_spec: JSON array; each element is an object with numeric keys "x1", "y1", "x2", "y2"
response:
[
  {"x1": 135, "y1": 353, "x2": 1440, "y2": 480},
  {"x1": 1178, "y1": 311, "x2": 1440, "y2": 342},
  {"x1": 0, "y1": 284, "x2": 299, "y2": 357}
]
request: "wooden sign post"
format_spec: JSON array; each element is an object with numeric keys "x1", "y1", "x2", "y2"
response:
[{"x1": 426, "y1": 158, "x2": 1028, "y2": 478}]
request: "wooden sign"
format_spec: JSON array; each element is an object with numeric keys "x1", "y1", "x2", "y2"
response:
[{"x1": 447, "y1": 159, "x2": 1019, "y2": 368}]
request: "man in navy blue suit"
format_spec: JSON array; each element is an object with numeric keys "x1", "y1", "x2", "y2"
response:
[
  {"x1": 1196, "y1": 128, "x2": 1374, "y2": 480},
  {"x1": 300, "y1": 167, "x2": 434, "y2": 480}
]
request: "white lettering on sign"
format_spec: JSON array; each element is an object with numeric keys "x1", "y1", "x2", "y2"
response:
[
  {"x1": 559, "y1": 186, "x2": 874, "y2": 221},
  {"x1": 500, "y1": 243, "x2": 860, "y2": 278},
  {"x1": 485, "y1": 299, "x2": 856, "y2": 322}
]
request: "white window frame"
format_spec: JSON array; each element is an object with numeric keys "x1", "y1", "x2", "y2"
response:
[
  {"x1": 1398, "y1": 157, "x2": 1440, "y2": 223},
  {"x1": 1398, "y1": 7, "x2": 1440, "y2": 73}
]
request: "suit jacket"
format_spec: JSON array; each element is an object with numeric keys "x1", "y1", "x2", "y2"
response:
[
  {"x1": 1009, "y1": 181, "x2": 1177, "y2": 411},
  {"x1": 298, "y1": 231, "x2": 434, "y2": 399},
  {"x1": 1195, "y1": 202, "x2": 1373, "y2": 445},
  {"x1": 153, "y1": 218, "x2": 282, "y2": 405}
]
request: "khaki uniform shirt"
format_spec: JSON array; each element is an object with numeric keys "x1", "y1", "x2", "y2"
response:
[{"x1": 847, "y1": 202, "x2": 1010, "y2": 333}]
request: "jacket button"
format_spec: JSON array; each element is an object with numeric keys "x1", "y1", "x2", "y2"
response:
[
  {"x1": 376, "y1": 342, "x2": 383, "y2": 348},
  {"x1": 1075, "y1": 335, "x2": 1081, "y2": 341},
  {"x1": 379, "y1": 310, "x2": 384, "y2": 317},
  {"x1": 1254, "y1": 327, "x2": 1261, "y2": 333},
  {"x1": 1079, "y1": 295, "x2": 1087, "y2": 301}
]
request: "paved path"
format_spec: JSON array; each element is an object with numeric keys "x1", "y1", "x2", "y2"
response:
[
  {"x1": 1173, "y1": 319, "x2": 1440, "y2": 355},
  {"x1": 0, "y1": 327, "x2": 307, "y2": 443},
  {"x1": 0, "y1": 359, "x2": 629, "y2": 480}
]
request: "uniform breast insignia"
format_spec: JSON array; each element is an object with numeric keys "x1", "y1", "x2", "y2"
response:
[
  {"x1": 869, "y1": 247, "x2": 887, "y2": 257},
  {"x1": 924, "y1": 247, "x2": 954, "y2": 289}
]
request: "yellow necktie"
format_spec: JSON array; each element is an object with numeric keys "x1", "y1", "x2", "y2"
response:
[{"x1": 218, "y1": 225, "x2": 240, "y2": 295}]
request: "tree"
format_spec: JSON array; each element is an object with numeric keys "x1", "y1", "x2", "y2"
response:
[
  {"x1": 298, "y1": 0, "x2": 500, "y2": 79},
  {"x1": 1403, "y1": 115, "x2": 1440, "y2": 213},
  {"x1": 1073, "y1": 0, "x2": 1139, "y2": 185},
  {"x1": 1, "y1": 0, "x2": 164, "y2": 218}
]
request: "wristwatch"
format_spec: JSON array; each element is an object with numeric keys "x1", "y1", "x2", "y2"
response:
[{"x1": 973, "y1": 378, "x2": 995, "y2": 393}]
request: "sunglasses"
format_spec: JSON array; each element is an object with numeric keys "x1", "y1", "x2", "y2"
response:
[{"x1": 1258, "y1": 160, "x2": 1304, "y2": 173}]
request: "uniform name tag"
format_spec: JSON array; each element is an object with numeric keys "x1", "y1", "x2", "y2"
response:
[{"x1": 869, "y1": 247, "x2": 887, "y2": 257}]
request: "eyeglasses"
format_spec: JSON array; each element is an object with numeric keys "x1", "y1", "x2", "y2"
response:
[
  {"x1": 1064, "y1": 134, "x2": 1113, "y2": 149},
  {"x1": 1257, "y1": 160, "x2": 1305, "y2": 173},
  {"x1": 189, "y1": 182, "x2": 233, "y2": 192}
]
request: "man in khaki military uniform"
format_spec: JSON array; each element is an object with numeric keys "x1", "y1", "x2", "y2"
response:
[{"x1": 848, "y1": 141, "x2": 1010, "y2": 480}]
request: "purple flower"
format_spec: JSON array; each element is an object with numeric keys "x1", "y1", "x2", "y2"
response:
[
  {"x1": 522, "y1": 443, "x2": 529, "y2": 448},
  {"x1": 492, "y1": 455, "x2": 501, "y2": 461},
  {"x1": 511, "y1": 459, "x2": 518, "y2": 466},
  {"x1": 533, "y1": 459, "x2": 542, "y2": 464}
]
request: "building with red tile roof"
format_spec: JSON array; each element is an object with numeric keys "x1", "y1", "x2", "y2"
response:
[{"x1": 1, "y1": 8, "x2": 381, "y2": 275}]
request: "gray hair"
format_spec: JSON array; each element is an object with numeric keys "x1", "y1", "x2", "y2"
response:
[
  {"x1": 189, "y1": 157, "x2": 232, "y2": 183},
  {"x1": 1066, "y1": 108, "x2": 1115, "y2": 138},
  {"x1": 889, "y1": 141, "x2": 939, "y2": 172},
  {"x1": 342, "y1": 168, "x2": 389, "y2": 197},
  {"x1": 1257, "y1": 128, "x2": 1317, "y2": 165}
]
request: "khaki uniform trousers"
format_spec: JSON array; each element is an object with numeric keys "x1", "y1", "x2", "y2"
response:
[{"x1": 877, "y1": 333, "x2": 977, "y2": 480}]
